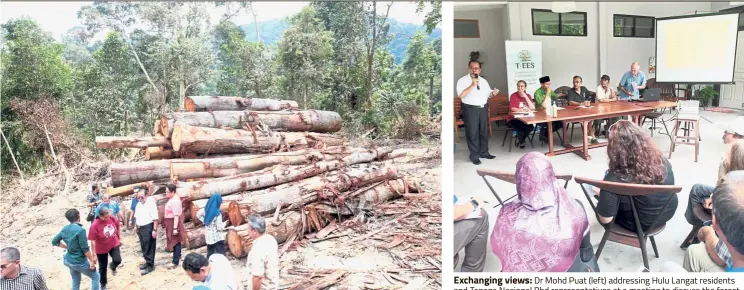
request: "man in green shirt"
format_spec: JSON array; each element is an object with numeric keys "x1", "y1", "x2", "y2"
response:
[
  {"x1": 534, "y1": 76, "x2": 564, "y2": 142},
  {"x1": 52, "y1": 208, "x2": 101, "y2": 290}
]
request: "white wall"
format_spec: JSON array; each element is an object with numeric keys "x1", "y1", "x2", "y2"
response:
[
  {"x1": 508, "y1": 2, "x2": 601, "y2": 90},
  {"x1": 453, "y1": 8, "x2": 509, "y2": 93},
  {"x1": 602, "y1": 2, "x2": 714, "y2": 85}
]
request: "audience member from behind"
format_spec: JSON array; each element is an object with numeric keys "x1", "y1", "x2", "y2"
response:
[
  {"x1": 0, "y1": 246, "x2": 49, "y2": 289},
  {"x1": 52, "y1": 208, "x2": 100, "y2": 290},
  {"x1": 88, "y1": 207, "x2": 122, "y2": 290},
  {"x1": 711, "y1": 171, "x2": 744, "y2": 272},
  {"x1": 245, "y1": 215, "x2": 279, "y2": 290},
  {"x1": 491, "y1": 152, "x2": 589, "y2": 272},
  {"x1": 197, "y1": 193, "x2": 227, "y2": 258},
  {"x1": 164, "y1": 183, "x2": 186, "y2": 269},
  {"x1": 133, "y1": 187, "x2": 159, "y2": 275},
  {"x1": 684, "y1": 118, "x2": 744, "y2": 226},
  {"x1": 507, "y1": 80, "x2": 536, "y2": 149},
  {"x1": 594, "y1": 120, "x2": 677, "y2": 232},
  {"x1": 453, "y1": 193, "x2": 488, "y2": 272},
  {"x1": 183, "y1": 252, "x2": 238, "y2": 290}
]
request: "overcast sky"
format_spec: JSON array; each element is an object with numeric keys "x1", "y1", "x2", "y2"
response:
[{"x1": 1, "y1": 1, "x2": 434, "y2": 41}]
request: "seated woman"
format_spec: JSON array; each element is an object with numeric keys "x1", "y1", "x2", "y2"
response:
[
  {"x1": 534, "y1": 76, "x2": 565, "y2": 143},
  {"x1": 507, "y1": 80, "x2": 536, "y2": 149},
  {"x1": 566, "y1": 75, "x2": 598, "y2": 144},
  {"x1": 491, "y1": 152, "x2": 592, "y2": 272},
  {"x1": 595, "y1": 120, "x2": 677, "y2": 232},
  {"x1": 594, "y1": 75, "x2": 619, "y2": 137}
]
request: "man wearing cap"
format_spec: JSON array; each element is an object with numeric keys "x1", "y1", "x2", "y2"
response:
[
  {"x1": 533, "y1": 76, "x2": 564, "y2": 142},
  {"x1": 617, "y1": 62, "x2": 647, "y2": 101},
  {"x1": 456, "y1": 60, "x2": 499, "y2": 165},
  {"x1": 684, "y1": 116, "x2": 744, "y2": 228},
  {"x1": 245, "y1": 215, "x2": 279, "y2": 290}
]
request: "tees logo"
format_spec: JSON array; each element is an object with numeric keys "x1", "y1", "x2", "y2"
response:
[{"x1": 515, "y1": 50, "x2": 535, "y2": 69}]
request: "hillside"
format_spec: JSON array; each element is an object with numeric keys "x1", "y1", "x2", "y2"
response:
[{"x1": 239, "y1": 18, "x2": 442, "y2": 63}]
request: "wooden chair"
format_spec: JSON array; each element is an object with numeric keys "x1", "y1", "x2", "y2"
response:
[
  {"x1": 454, "y1": 96, "x2": 464, "y2": 142},
  {"x1": 476, "y1": 169, "x2": 572, "y2": 207},
  {"x1": 574, "y1": 176, "x2": 682, "y2": 270},
  {"x1": 680, "y1": 203, "x2": 712, "y2": 249},
  {"x1": 487, "y1": 93, "x2": 510, "y2": 137},
  {"x1": 669, "y1": 100, "x2": 701, "y2": 162}
]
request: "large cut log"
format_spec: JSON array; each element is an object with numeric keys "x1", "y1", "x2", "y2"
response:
[
  {"x1": 145, "y1": 147, "x2": 179, "y2": 160},
  {"x1": 226, "y1": 165, "x2": 398, "y2": 225},
  {"x1": 153, "y1": 120, "x2": 162, "y2": 135},
  {"x1": 95, "y1": 136, "x2": 171, "y2": 149},
  {"x1": 108, "y1": 182, "x2": 154, "y2": 197},
  {"x1": 111, "y1": 153, "x2": 256, "y2": 187},
  {"x1": 184, "y1": 96, "x2": 299, "y2": 112},
  {"x1": 171, "y1": 147, "x2": 391, "y2": 181},
  {"x1": 160, "y1": 110, "x2": 341, "y2": 138},
  {"x1": 226, "y1": 211, "x2": 304, "y2": 258},
  {"x1": 308, "y1": 179, "x2": 421, "y2": 216},
  {"x1": 182, "y1": 227, "x2": 207, "y2": 250},
  {"x1": 189, "y1": 194, "x2": 242, "y2": 227},
  {"x1": 175, "y1": 148, "x2": 388, "y2": 201},
  {"x1": 171, "y1": 124, "x2": 344, "y2": 154}
]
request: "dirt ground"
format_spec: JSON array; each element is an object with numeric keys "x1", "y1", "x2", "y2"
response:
[{"x1": 0, "y1": 144, "x2": 441, "y2": 290}]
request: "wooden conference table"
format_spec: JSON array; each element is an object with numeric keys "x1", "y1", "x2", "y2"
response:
[{"x1": 515, "y1": 100, "x2": 677, "y2": 161}]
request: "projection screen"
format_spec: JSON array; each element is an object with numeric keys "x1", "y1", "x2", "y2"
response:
[{"x1": 655, "y1": 12, "x2": 740, "y2": 83}]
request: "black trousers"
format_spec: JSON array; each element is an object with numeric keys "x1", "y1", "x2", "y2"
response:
[
  {"x1": 507, "y1": 119, "x2": 534, "y2": 143},
  {"x1": 461, "y1": 103, "x2": 489, "y2": 160},
  {"x1": 207, "y1": 240, "x2": 227, "y2": 258},
  {"x1": 96, "y1": 246, "x2": 121, "y2": 287},
  {"x1": 137, "y1": 223, "x2": 156, "y2": 268}
]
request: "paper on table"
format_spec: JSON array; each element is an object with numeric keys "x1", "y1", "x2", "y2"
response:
[
  {"x1": 455, "y1": 197, "x2": 483, "y2": 220},
  {"x1": 580, "y1": 106, "x2": 593, "y2": 108}
]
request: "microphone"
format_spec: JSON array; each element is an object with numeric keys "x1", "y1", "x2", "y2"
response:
[{"x1": 474, "y1": 74, "x2": 480, "y2": 90}]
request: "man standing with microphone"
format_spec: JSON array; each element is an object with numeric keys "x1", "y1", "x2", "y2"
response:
[{"x1": 457, "y1": 60, "x2": 499, "y2": 165}]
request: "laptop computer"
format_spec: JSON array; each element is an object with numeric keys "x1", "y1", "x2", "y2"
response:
[{"x1": 639, "y1": 88, "x2": 662, "y2": 102}]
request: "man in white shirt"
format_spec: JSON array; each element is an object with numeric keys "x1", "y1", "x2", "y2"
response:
[
  {"x1": 245, "y1": 215, "x2": 279, "y2": 290},
  {"x1": 133, "y1": 187, "x2": 158, "y2": 275},
  {"x1": 182, "y1": 253, "x2": 239, "y2": 290},
  {"x1": 594, "y1": 74, "x2": 619, "y2": 136},
  {"x1": 456, "y1": 60, "x2": 499, "y2": 165}
]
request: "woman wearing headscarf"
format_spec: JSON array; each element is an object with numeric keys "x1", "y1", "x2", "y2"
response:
[
  {"x1": 491, "y1": 152, "x2": 591, "y2": 272},
  {"x1": 197, "y1": 194, "x2": 227, "y2": 258}
]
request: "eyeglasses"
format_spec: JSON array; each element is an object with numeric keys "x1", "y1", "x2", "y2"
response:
[{"x1": 1, "y1": 261, "x2": 17, "y2": 270}]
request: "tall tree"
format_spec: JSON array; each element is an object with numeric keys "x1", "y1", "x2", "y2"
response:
[
  {"x1": 364, "y1": 2, "x2": 393, "y2": 109},
  {"x1": 277, "y1": 6, "x2": 333, "y2": 109},
  {"x1": 213, "y1": 20, "x2": 273, "y2": 98}
]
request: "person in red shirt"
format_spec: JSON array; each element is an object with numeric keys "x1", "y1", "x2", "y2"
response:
[
  {"x1": 507, "y1": 80, "x2": 536, "y2": 149},
  {"x1": 164, "y1": 184, "x2": 186, "y2": 270},
  {"x1": 88, "y1": 207, "x2": 121, "y2": 290}
]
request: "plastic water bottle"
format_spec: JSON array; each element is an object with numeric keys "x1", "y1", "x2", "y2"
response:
[
  {"x1": 512, "y1": 131, "x2": 517, "y2": 137},
  {"x1": 535, "y1": 126, "x2": 541, "y2": 134}
]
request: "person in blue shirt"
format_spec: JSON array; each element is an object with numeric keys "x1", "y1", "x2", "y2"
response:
[
  {"x1": 617, "y1": 62, "x2": 647, "y2": 101},
  {"x1": 95, "y1": 194, "x2": 120, "y2": 219},
  {"x1": 711, "y1": 171, "x2": 744, "y2": 272},
  {"x1": 453, "y1": 194, "x2": 488, "y2": 272}
]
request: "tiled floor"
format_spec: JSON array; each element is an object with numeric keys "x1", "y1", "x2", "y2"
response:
[{"x1": 453, "y1": 108, "x2": 744, "y2": 272}]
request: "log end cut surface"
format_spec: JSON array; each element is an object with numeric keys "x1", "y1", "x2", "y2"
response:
[
  {"x1": 226, "y1": 228, "x2": 249, "y2": 258},
  {"x1": 227, "y1": 201, "x2": 245, "y2": 227}
]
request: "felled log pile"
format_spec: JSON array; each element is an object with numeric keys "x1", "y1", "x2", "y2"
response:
[{"x1": 97, "y1": 96, "x2": 433, "y2": 259}]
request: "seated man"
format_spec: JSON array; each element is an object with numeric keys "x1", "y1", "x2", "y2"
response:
[
  {"x1": 710, "y1": 171, "x2": 744, "y2": 272},
  {"x1": 594, "y1": 74, "x2": 619, "y2": 136},
  {"x1": 684, "y1": 222, "x2": 729, "y2": 272},
  {"x1": 565, "y1": 75, "x2": 598, "y2": 144},
  {"x1": 533, "y1": 76, "x2": 564, "y2": 143},
  {"x1": 453, "y1": 195, "x2": 488, "y2": 272},
  {"x1": 685, "y1": 117, "x2": 744, "y2": 227}
]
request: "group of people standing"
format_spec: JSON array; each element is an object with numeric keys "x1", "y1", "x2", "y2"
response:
[
  {"x1": 457, "y1": 61, "x2": 648, "y2": 163},
  {"x1": 1, "y1": 182, "x2": 280, "y2": 290}
]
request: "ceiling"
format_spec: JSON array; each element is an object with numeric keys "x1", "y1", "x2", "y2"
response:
[{"x1": 454, "y1": 2, "x2": 507, "y2": 12}]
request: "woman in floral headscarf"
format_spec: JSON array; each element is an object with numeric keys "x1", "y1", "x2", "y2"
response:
[{"x1": 491, "y1": 152, "x2": 590, "y2": 272}]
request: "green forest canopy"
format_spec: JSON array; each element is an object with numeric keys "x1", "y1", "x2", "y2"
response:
[{"x1": 0, "y1": 1, "x2": 442, "y2": 175}]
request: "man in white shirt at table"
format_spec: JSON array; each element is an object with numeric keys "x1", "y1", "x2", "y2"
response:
[
  {"x1": 594, "y1": 74, "x2": 619, "y2": 137},
  {"x1": 456, "y1": 60, "x2": 500, "y2": 165}
]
